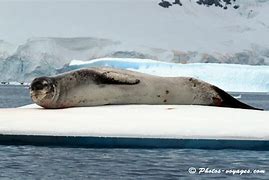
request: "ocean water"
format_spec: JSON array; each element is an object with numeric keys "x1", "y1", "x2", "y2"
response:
[
  {"x1": 0, "y1": 85, "x2": 32, "y2": 108},
  {"x1": 0, "y1": 85, "x2": 269, "y2": 179}
]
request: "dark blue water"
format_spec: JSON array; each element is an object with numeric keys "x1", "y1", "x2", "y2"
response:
[{"x1": 0, "y1": 85, "x2": 269, "y2": 179}]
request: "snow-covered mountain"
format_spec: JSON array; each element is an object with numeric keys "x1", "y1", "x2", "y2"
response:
[
  {"x1": 0, "y1": 0, "x2": 269, "y2": 82},
  {"x1": 159, "y1": 0, "x2": 240, "y2": 9}
]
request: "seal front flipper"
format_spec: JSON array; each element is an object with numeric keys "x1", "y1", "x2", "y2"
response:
[{"x1": 93, "y1": 69, "x2": 140, "y2": 85}]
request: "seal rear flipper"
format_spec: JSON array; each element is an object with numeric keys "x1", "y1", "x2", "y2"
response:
[
  {"x1": 212, "y1": 86, "x2": 263, "y2": 110},
  {"x1": 93, "y1": 69, "x2": 140, "y2": 85}
]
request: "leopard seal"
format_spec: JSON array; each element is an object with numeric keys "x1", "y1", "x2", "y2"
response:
[{"x1": 30, "y1": 67, "x2": 261, "y2": 110}]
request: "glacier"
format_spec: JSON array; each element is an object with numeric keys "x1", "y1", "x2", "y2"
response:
[
  {"x1": 0, "y1": 40, "x2": 17, "y2": 60},
  {"x1": 67, "y1": 58, "x2": 269, "y2": 93}
]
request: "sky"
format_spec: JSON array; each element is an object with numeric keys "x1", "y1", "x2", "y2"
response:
[
  {"x1": 0, "y1": 1, "x2": 113, "y2": 44},
  {"x1": 0, "y1": 0, "x2": 160, "y2": 46}
]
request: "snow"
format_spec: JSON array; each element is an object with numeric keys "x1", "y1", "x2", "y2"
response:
[
  {"x1": 0, "y1": 81, "x2": 30, "y2": 86},
  {"x1": 68, "y1": 58, "x2": 269, "y2": 92},
  {"x1": 8, "y1": 81, "x2": 22, "y2": 86},
  {"x1": 2, "y1": 104, "x2": 269, "y2": 140}
]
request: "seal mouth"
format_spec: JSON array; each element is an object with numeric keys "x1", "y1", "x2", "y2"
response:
[{"x1": 30, "y1": 77, "x2": 57, "y2": 105}]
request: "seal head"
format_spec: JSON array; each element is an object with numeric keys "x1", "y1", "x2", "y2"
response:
[{"x1": 30, "y1": 77, "x2": 58, "y2": 108}]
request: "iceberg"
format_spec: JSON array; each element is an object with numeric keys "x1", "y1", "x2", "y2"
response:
[
  {"x1": 67, "y1": 58, "x2": 269, "y2": 92},
  {"x1": 1, "y1": 104, "x2": 269, "y2": 149}
]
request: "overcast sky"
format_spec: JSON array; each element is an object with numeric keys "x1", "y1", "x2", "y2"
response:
[
  {"x1": 0, "y1": 1, "x2": 113, "y2": 44},
  {"x1": 0, "y1": 0, "x2": 158, "y2": 45}
]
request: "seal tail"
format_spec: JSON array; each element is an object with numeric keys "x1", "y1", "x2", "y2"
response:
[{"x1": 212, "y1": 86, "x2": 263, "y2": 111}]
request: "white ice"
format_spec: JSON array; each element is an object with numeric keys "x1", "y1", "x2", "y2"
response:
[{"x1": 1, "y1": 104, "x2": 268, "y2": 140}]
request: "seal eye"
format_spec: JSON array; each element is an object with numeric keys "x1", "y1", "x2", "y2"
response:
[
  {"x1": 31, "y1": 82, "x2": 44, "y2": 91},
  {"x1": 31, "y1": 79, "x2": 49, "y2": 91}
]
